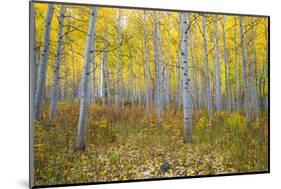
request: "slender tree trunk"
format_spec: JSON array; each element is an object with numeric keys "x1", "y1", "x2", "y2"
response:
[
  {"x1": 189, "y1": 27, "x2": 198, "y2": 110},
  {"x1": 50, "y1": 5, "x2": 65, "y2": 119},
  {"x1": 62, "y1": 52, "x2": 68, "y2": 101},
  {"x1": 222, "y1": 16, "x2": 231, "y2": 113},
  {"x1": 103, "y1": 28, "x2": 111, "y2": 106},
  {"x1": 137, "y1": 41, "x2": 141, "y2": 106},
  {"x1": 99, "y1": 55, "x2": 103, "y2": 100},
  {"x1": 153, "y1": 12, "x2": 161, "y2": 119},
  {"x1": 197, "y1": 36, "x2": 202, "y2": 109},
  {"x1": 143, "y1": 10, "x2": 150, "y2": 114},
  {"x1": 175, "y1": 20, "x2": 183, "y2": 110},
  {"x1": 157, "y1": 16, "x2": 164, "y2": 114},
  {"x1": 70, "y1": 47, "x2": 76, "y2": 101},
  {"x1": 214, "y1": 15, "x2": 222, "y2": 111},
  {"x1": 76, "y1": 7, "x2": 97, "y2": 151},
  {"x1": 102, "y1": 56, "x2": 106, "y2": 106},
  {"x1": 91, "y1": 60, "x2": 96, "y2": 104},
  {"x1": 180, "y1": 12, "x2": 192, "y2": 143},
  {"x1": 34, "y1": 4, "x2": 54, "y2": 120},
  {"x1": 239, "y1": 16, "x2": 250, "y2": 124},
  {"x1": 202, "y1": 15, "x2": 212, "y2": 118},
  {"x1": 234, "y1": 17, "x2": 240, "y2": 110},
  {"x1": 128, "y1": 41, "x2": 134, "y2": 107},
  {"x1": 166, "y1": 13, "x2": 171, "y2": 112},
  {"x1": 174, "y1": 49, "x2": 180, "y2": 107},
  {"x1": 91, "y1": 38, "x2": 96, "y2": 104},
  {"x1": 250, "y1": 17, "x2": 259, "y2": 117},
  {"x1": 177, "y1": 48, "x2": 183, "y2": 109},
  {"x1": 115, "y1": 9, "x2": 123, "y2": 109}
]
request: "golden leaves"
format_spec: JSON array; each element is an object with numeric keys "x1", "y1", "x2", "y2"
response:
[
  {"x1": 33, "y1": 105, "x2": 268, "y2": 186},
  {"x1": 97, "y1": 119, "x2": 107, "y2": 128}
]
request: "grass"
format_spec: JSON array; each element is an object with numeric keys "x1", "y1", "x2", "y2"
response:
[{"x1": 33, "y1": 102, "x2": 268, "y2": 186}]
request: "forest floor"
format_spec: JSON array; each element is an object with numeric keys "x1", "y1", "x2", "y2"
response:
[{"x1": 33, "y1": 102, "x2": 268, "y2": 186}]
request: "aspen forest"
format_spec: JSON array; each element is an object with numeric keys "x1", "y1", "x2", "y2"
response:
[{"x1": 31, "y1": 2, "x2": 269, "y2": 186}]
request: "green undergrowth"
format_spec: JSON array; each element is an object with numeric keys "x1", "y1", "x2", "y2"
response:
[{"x1": 33, "y1": 103, "x2": 268, "y2": 186}]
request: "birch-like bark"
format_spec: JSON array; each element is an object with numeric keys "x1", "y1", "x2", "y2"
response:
[
  {"x1": 115, "y1": 9, "x2": 123, "y2": 109},
  {"x1": 176, "y1": 47, "x2": 183, "y2": 109},
  {"x1": 103, "y1": 28, "x2": 111, "y2": 106},
  {"x1": 197, "y1": 36, "x2": 202, "y2": 108},
  {"x1": 102, "y1": 56, "x2": 106, "y2": 106},
  {"x1": 62, "y1": 52, "x2": 68, "y2": 101},
  {"x1": 222, "y1": 16, "x2": 231, "y2": 113},
  {"x1": 180, "y1": 12, "x2": 192, "y2": 143},
  {"x1": 99, "y1": 56, "x2": 104, "y2": 99},
  {"x1": 166, "y1": 13, "x2": 171, "y2": 111},
  {"x1": 174, "y1": 49, "x2": 180, "y2": 107},
  {"x1": 214, "y1": 15, "x2": 222, "y2": 111},
  {"x1": 50, "y1": 5, "x2": 65, "y2": 119},
  {"x1": 157, "y1": 16, "x2": 164, "y2": 114},
  {"x1": 91, "y1": 38, "x2": 96, "y2": 104},
  {"x1": 234, "y1": 17, "x2": 240, "y2": 110},
  {"x1": 143, "y1": 10, "x2": 150, "y2": 114},
  {"x1": 250, "y1": 17, "x2": 259, "y2": 116},
  {"x1": 91, "y1": 59, "x2": 96, "y2": 103},
  {"x1": 137, "y1": 41, "x2": 141, "y2": 106},
  {"x1": 128, "y1": 41, "x2": 134, "y2": 107},
  {"x1": 239, "y1": 16, "x2": 250, "y2": 124},
  {"x1": 34, "y1": 4, "x2": 54, "y2": 120},
  {"x1": 76, "y1": 7, "x2": 97, "y2": 151},
  {"x1": 202, "y1": 15, "x2": 212, "y2": 118},
  {"x1": 175, "y1": 18, "x2": 183, "y2": 110},
  {"x1": 153, "y1": 12, "x2": 161, "y2": 119},
  {"x1": 189, "y1": 27, "x2": 198, "y2": 110}
]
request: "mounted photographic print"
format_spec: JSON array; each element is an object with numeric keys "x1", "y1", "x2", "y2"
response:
[{"x1": 29, "y1": 0, "x2": 269, "y2": 188}]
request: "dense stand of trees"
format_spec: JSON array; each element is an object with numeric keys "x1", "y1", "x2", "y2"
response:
[{"x1": 32, "y1": 3, "x2": 269, "y2": 150}]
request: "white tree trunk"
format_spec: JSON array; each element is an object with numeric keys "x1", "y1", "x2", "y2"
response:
[
  {"x1": 189, "y1": 26, "x2": 197, "y2": 110},
  {"x1": 250, "y1": 17, "x2": 259, "y2": 117},
  {"x1": 137, "y1": 41, "x2": 141, "y2": 106},
  {"x1": 103, "y1": 28, "x2": 111, "y2": 106},
  {"x1": 202, "y1": 15, "x2": 212, "y2": 118},
  {"x1": 101, "y1": 56, "x2": 105, "y2": 106},
  {"x1": 157, "y1": 16, "x2": 164, "y2": 114},
  {"x1": 76, "y1": 7, "x2": 97, "y2": 151},
  {"x1": 50, "y1": 5, "x2": 65, "y2": 119},
  {"x1": 222, "y1": 16, "x2": 231, "y2": 113},
  {"x1": 34, "y1": 4, "x2": 54, "y2": 120},
  {"x1": 153, "y1": 12, "x2": 161, "y2": 119},
  {"x1": 234, "y1": 17, "x2": 240, "y2": 110},
  {"x1": 99, "y1": 56, "x2": 104, "y2": 98},
  {"x1": 214, "y1": 15, "x2": 222, "y2": 111},
  {"x1": 128, "y1": 42, "x2": 134, "y2": 107},
  {"x1": 239, "y1": 16, "x2": 250, "y2": 124},
  {"x1": 180, "y1": 12, "x2": 192, "y2": 143},
  {"x1": 143, "y1": 10, "x2": 150, "y2": 114},
  {"x1": 176, "y1": 48, "x2": 183, "y2": 109},
  {"x1": 197, "y1": 37, "x2": 202, "y2": 108},
  {"x1": 166, "y1": 13, "x2": 171, "y2": 112},
  {"x1": 91, "y1": 39, "x2": 96, "y2": 104},
  {"x1": 115, "y1": 9, "x2": 123, "y2": 109}
]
